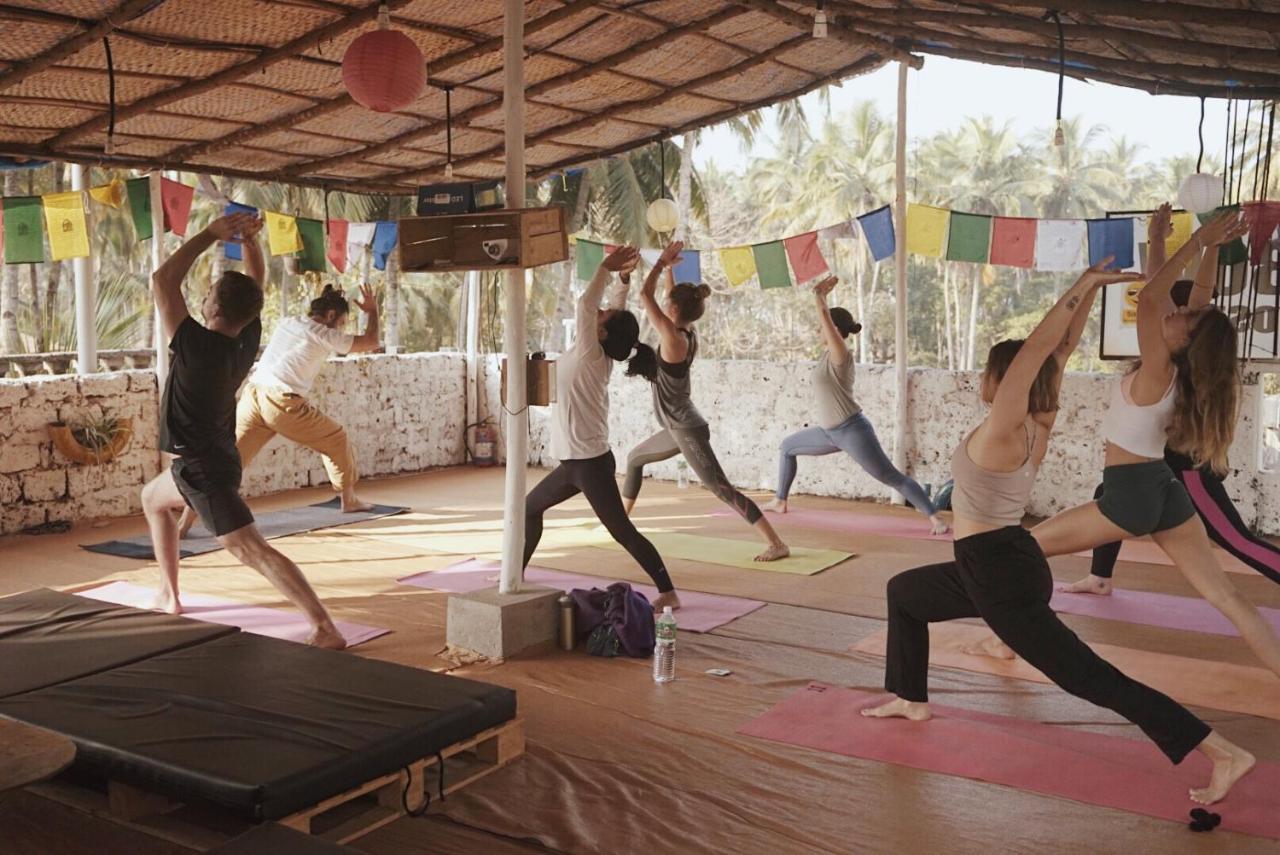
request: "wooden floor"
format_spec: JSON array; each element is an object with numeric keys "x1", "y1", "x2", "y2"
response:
[{"x1": 3, "y1": 466, "x2": 1280, "y2": 854}]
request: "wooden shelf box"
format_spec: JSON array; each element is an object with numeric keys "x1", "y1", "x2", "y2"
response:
[{"x1": 398, "y1": 207, "x2": 567, "y2": 272}]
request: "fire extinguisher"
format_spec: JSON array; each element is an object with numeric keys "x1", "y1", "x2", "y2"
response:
[{"x1": 471, "y1": 420, "x2": 497, "y2": 467}]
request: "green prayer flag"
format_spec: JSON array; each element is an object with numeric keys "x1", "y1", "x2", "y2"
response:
[
  {"x1": 575, "y1": 239, "x2": 604, "y2": 280},
  {"x1": 946, "y1": 212, "x2": 992, "y2": 263},
  {"x1": 296, "y1": 218, "x2": 327, "y2": 272},
  {"x1": 126, "y1": 177, "x2": 152, "y2": 241},
  {"x1": 752, "y1": 241, "x2": 792, "y2": 289},
  {"x1": 1198, "y1": 206, "x2": 1248, "y2": 266},
  {"x1": 2, "y1": 196, "x2": 44, "y2": 264}
]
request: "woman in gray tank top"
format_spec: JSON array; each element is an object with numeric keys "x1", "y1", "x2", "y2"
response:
[
  {"x1": 620, "y1": 241, "x2": 790, "y2": 562},
  {"x1": 763, "y1": 276, "x2": 947, "y2": 535},
  {"x1": 862, "y1": 259, "x2": 1257, "y2": 806}
]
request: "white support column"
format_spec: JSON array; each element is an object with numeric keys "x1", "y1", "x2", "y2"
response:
[
  {"x1": 498, "y1": 0, "x2": 527, "y2": 595},
  {"x1": 464, "y1": 269, "x2": 481, "y2": 432},
  {"x1": 71, "y1": 163, "x2": 96, "y2": 374},
  {"x1": 891, "y1": 61, "x2": 910, "y2": 479},
  {"x1": 149, "y1": 172, "x2": 169, "y2": 384}
]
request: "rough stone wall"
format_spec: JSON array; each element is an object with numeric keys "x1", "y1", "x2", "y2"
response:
[
  {"x1": 517, "y1": 359, "x2": 1268, "y2": 526},
  {"x1": 0, "y1": 354, "x2": 466, "y2": 535}
]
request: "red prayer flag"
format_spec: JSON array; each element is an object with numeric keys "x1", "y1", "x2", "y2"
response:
[
  {"x1": 990, "y1": 217, "x2": 1037, "y2": 268},
  {"x1": 327, "y1": 219, "x2": 349, "y2": 273},
  {"x1": 1243, "y1": 201, "x2": 1280, "y2": 265},
  {"x1": 160, "y1": 178, "x2": 195, "y2": 237},
  {"x1": 783, "y1": 231, "x2": 829, "y2": 284},
  {"x1": 604, "y1": 244, "x2": 619, "y2": 254}
]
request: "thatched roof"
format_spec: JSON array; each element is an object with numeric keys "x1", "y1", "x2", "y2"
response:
[{"x1": 0, "y1": 1, "x2": 1277, "y2": 194}]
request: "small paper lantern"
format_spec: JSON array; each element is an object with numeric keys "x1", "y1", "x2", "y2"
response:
[
  {"x1": 646, "y1": 198, "x2": 679, "y2": 233},
  {"x1": 342, "y1": 14, "x2": 426, "y2": 113},
  {"x1": 1177, "y1": 173, "x2": 1225, "y2": 214}
]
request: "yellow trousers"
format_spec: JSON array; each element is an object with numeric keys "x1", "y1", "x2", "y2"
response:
[{"x1": 235, "y1": 383, "x2": 358, "y2": 492}]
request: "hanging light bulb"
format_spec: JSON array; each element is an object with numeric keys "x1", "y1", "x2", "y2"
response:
[
  {"x1": 1053, "y1": 120, "x2": 1064, "y2": 147},
  {"x1": 813, "y1": 1, "x2": 828, "y2": 38},
  {"x1": 1176, "y1": 97, "x2": 1224, "y2": 213}
]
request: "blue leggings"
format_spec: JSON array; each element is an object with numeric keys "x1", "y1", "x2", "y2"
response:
[{"x1": 775, "y1": 413, "x2": 937, "y2": 517}]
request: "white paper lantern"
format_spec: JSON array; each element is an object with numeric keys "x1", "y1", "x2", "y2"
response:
[
  {"x1": 1176, "y1": 172, "x2": 1225, "y2": 214},
  {"x1": 646, "y1": 198, "x2": 679, "y2": 233}
]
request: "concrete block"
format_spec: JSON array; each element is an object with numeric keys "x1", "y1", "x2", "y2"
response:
[
  {"x1": 22, "y1": 470, "x2": 67, "y2": 502},
  {"x1": 446, "y1": 585, "x2": 560, "y2": 660},
  {"x1": 0, "y1": 381, "x2": 28, "y2": 409},
  {"x1": 0, "y1": 443, "x2": 42, "y2": 474}
]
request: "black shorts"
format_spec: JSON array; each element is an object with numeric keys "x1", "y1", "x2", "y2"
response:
[
  {"x1": 171, "y1": 455, "x2": 253, "y2": 537},
  {"x1": 1097, "y1": 460, "x2": 1196, "y2": 536}
]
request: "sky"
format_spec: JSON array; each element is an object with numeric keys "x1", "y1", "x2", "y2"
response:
[{"x1": 692, "y1": 56, "x2": 1230, "y2": 173}]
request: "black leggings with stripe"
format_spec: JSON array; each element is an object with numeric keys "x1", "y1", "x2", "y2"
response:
[{"x1": 1091, "y1": 448, "x2": 1280, "y2": 585}]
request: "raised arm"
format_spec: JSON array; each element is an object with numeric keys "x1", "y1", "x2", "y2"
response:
[
  {"x1": 1052, "y1": 275, "x2": 1101, "y2": 366},
  {"x1": 988, "y1": 259, "x2": 1140, "y2": 434},
  {"x1": 639, "y1": 241, "x2": 689, "y2": 362},
  {"x1": 151, "y1": 212, "x2": 257, "y2": 342},
  {"x1": 1136, "y1": 209, "x2": 1247, "y2": 376},
  {"x1": 577, "y1": 246, "x2": 638, "y2": 345},
  {"x1": 1146, "y1": 202, "x2": 1171, "y2": 275},
  {"x1": 242, "y1": 217, "x2": 266, "y2": 290},
  {"x1": 812, "y1": 276, "x2": 849, "y2": 363},
  {"x1": 349, "y1": 283, "x2": 381, "y2": 353},
  {"x1": 1186, "y1": 216, "x2": 1246, "y2": 310}
]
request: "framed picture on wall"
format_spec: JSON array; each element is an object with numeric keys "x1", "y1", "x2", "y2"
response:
[{"x1": 1099, "y1": 208, "x2": 1279, "y2": 361}]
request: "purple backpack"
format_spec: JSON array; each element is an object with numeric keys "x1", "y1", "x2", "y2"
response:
[{"x1": 570, "y1": 583, "x2": 655, "y2": 657}]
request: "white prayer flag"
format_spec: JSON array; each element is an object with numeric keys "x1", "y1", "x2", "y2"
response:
[{"x1": 1033, "y1": 219, "x2": 1087, "y2": 272}]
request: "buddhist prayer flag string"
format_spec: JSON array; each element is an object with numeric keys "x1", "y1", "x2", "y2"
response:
[
  {"x1": 42, "y1": 191, "x2": 90, "y2": 261},
  {"x1": 3, "y1": 197, "x2": 44, "y2": 264},
  {"x1": 905, "y1": 203, "x2": 950, "y2": 258},
  {"x1": 265, "y1": 211, "x2": 302, "y2": 256},
  {"x1": 783, "y1": 232, "x2": 829, "y2": 284},
  {"x1": 222, "y1": 202, "x2": 258, "y2": 261},
  {"x1": 326, "y1": 219, "x2": 349, "y2": 273}
]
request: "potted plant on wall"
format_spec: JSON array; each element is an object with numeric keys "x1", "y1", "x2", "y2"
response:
[{"x1": 48, "y1": 410, "x2": 134, "y2": 465}]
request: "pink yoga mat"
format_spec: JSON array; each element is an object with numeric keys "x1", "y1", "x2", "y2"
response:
[
  {"x1": 81, "y1": 581, "x2": 390, "y2": 647},
  {"x1": 716, "y1": 507, "x2": 953, "y2": 541},
  {"x1": 1051, "y1": 588, "x2": 1280, "y2": 637},
  {"x1": 398, "y1": 558, "x2": 764, "y2": 633},
  {"x1": 740, "y1": 682, "x2": 1280, "y2": 840},
  {"x1": 1072, "y1": 539, "x2": 1254, "y2": 575}
]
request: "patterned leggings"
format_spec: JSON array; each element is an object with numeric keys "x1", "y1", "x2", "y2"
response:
[{"x1": 622, "y1": 424, "x2": 763, "y2": 524}]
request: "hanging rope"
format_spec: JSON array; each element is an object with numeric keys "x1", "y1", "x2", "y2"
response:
[
  {"x1": 1223, "y1": 98, "x2": 1235, "y2": 207},
  {"x1": 1261, "y1": 102, "x2": 1276, "y2": 202},
  {"x1": 1195, "y1": 96, "x2": 1206, "y2": 174},
  {"x1": 103, "y1": 37, "x2": 117, "y2": 155}
]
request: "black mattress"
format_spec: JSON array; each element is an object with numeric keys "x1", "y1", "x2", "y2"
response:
[
  {"x1": 0, "y1": 588, "x2": 236, "y2": 698},
  {"x1": 0, "y1": 631, "x2": 517, "y2": 820}
]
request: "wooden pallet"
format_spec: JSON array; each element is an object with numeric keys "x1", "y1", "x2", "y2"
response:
[{"x1": 31, "y1": 717, "x2": 525, "y2": 849}]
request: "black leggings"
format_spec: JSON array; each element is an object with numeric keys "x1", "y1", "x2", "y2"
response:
[
  {"x1": 622, "y1": 425, "x2": 763, "y2": 524},
  {"x1": 524, "y1": 451, "x2": 674, "y2": 593},
  {"x1": 884, "y1": 526, "x2": 1209, "y2": 764},
  {"x1": 1091, "y1": 448, "x2": 1280, "y2": 585}
]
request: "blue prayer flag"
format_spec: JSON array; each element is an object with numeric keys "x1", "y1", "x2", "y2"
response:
[
  {"x1": 1086, "y1": 218, "x2": 1135, "y2": 270},
  {"x1": 372, "y1": 221, "x2": 398, "y2": 271},
  {"x1": 857, "y1": 205, "x2": 896, "y2": 261},
  {"x1": 223, "y1": 202, "x2": 258, "y2": 261},
  {"x1": 671, "y1": 248, "x2": 701, "y2": 284}
]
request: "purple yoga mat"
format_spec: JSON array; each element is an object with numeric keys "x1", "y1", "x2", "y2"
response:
[
  {"x1": 1051, "y1": 587, "x2": 1280, "y2": 638},
  {"x1": 398, "y1": 558, "x2": 765, "y2": 633},
  {"x1": 81, "y1": 581, "x2": 390, "y2": 647},
  {"x1": 714, "y1": 507, "x2": 952, "y2": 541},
  {"x1": 740, "y1": 683, "x2": 1280, "y2": 839}
]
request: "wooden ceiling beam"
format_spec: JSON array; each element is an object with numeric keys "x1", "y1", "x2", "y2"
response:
[
  {"x1": 989, "y1": 0, "x2": 1280, "y2": 33},
  {"x1": 0, "y1": 0, "x2": 162, "y2": 93},
  {"x1": 278, "y1": 6, "x2": 748, "y2": 179},
  {"x1": 46, "y1": 0, "x2": 418, "y2": 148},
  {"x1": 734, "y1": 0, "x2": 922, "y2": 68}
]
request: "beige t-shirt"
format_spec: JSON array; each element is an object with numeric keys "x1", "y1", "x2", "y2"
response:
[
  {"x1": 551, "y1": 266, "x2": 615, "y2": 461},
  {"x1": 813, "y1": 350, "x2": 861, "y2": 429},
  {"x1": 249, "y1": 317, "x2": 353, "y2": 396}
]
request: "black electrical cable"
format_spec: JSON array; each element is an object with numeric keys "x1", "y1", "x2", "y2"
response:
[
  {"x1": 444, "y1": 85, "x2": 454, "y2": 176},
  {"x1": 103, "y1": 36, "x2": 117, "y2": 154},
  {"x1": 1196, "y1": 96, "x2": 1206, "y2": 174},
  {"x1": 1044, "y1": 11, "x2": 1065, "y2": 136}
]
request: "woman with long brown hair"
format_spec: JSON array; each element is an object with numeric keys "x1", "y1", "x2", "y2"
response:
[
  {"x1": 861, "y1": 257, "x2": 1255, "y2": 805},
  {"x1": 975, "y1": 206, "x2": 1280, "y2": 678}
]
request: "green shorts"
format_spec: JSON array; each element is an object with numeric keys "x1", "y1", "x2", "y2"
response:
[{"x1": 1096, "y1": 460, "x2": 1195, "y2": 537}]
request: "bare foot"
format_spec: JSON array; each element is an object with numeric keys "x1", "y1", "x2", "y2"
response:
[
  {"x1": 860, "y1": 697, "x2": 932, "y2": 721},
  {"x1": 960, "y1": 632, "x2": 1016, "y2": 660},
  {"x1": 761, "y1": 498, "x2": 788, "y2": 514},
  {"x1": 1060, "y1": 575, "x2": 1113, "y2": 596},
  {"x1": 652, "y1": 590, "x2": 682, "y2": 611},
  {"x1": 1192, "y1": 732, "x2": 1256, "y2": 804},
  {"x1": 929, "y1": 515, "x2": 950, "y2": 536},
  {"x1": 755, "y1": 542, "x2": 790, "y2": 562},
  {"x1": 150, "y1": 589, "x2": 182, "y2": 616},
  {"x1": 341, "y1": 494, "x2": 375, "y2": 513},
  {"x1": 308, "y1": 625, "x2": 348, "y2": 651}
]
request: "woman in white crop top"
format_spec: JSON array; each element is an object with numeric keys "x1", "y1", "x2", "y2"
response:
[{"x1": 969, "y1": 207, "x2": 1280, "y2": 688}]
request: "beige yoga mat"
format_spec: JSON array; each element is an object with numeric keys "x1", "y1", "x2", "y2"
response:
[
  {"x1": 853, "y1": 623, "x2": 1280, "y2": 721},
  {"x1": 367, "y1": 517, "x2": 852, "y2": 575}
]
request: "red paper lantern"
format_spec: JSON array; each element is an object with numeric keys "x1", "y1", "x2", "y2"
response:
[{"x1": 342, "y1": 23, "x2": 426, "y2": 113}]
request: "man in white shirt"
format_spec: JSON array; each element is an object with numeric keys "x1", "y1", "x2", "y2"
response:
[{"x1": 179, "y1": 283, "x2": 381, "y2": 537}]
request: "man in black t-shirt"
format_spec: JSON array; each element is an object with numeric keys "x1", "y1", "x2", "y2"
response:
[{"x1": 140, "y1": 213, "x2": 345, "y2": 650}]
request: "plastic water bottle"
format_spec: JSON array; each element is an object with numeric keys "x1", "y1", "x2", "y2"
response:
[
  {"x1": 653, "y1": 606, "x2": 677, "y2": 683},
  {"x1": 676, "y1": 458, "x2": 689, "y2": 489}
]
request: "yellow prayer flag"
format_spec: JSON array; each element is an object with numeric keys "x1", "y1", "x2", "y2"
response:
[
  {"x1": 719, "y1": 246, "x2": 757, "y2": 287},
  {"x1": 41, "y1": 191, "x2": 90, "y2": 261},
  {"x1": 1167, "y1": 211, "x2": 1194, "y2": 254},
  {"x1": 266, "y1": 211, "x2": 303, "y2": 256},
  {"x1": 89, "y1": 179, "x2": 124, "y2": 209},
  {"x1": 906, "y1": 203, "x2": 950, "y2": 258}
]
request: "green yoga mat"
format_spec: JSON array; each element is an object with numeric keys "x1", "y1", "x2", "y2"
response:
[{"x1": 397, "y1": 521, "x2": 852, "y2": 575}]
